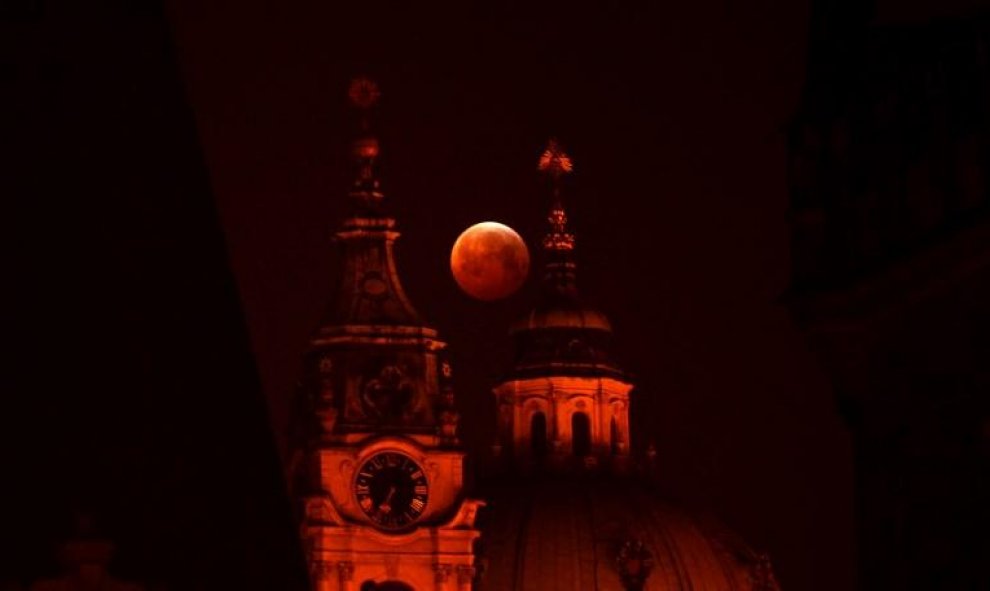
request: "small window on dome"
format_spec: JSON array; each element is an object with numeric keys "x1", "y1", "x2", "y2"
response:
[
  {"x1": 610, "y1": 417, "x2": 620, "y2": 455},
  {"x1": 572, "y1": 412, "x2": 591, "y2": 457},
  {"x1": 531, "y1": 412, "x2": 548, "y2": 460}
]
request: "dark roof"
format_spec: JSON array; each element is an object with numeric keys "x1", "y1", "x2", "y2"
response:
[{"x1": 473, "y1": 477, "x2": 780, "y2": 591}]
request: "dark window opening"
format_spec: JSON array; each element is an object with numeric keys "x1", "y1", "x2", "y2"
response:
[
  {"x1": 572, "y1": 412, "x2": 591, "y2": 457},
  {"x1": 610, "y1": 417, "x2": 620, "y2": 455},
  {"x1": 531, "y1": 411, "x2": 548, "y2": 459}
]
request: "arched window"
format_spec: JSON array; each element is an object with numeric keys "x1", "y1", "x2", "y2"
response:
[
  {"x1": 531, "y1": 411, "x2": 548, "y2": 459},
  {"x1": 610, "y1": 417, "x2": 620, "y2": 455},
  {"x1": 572, "y1": 412, "x2": 591, "y2": 457}
]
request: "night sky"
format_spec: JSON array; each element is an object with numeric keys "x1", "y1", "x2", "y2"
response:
[{"x1": 168, "y1": 2, "x2": 853, "y2": 590}]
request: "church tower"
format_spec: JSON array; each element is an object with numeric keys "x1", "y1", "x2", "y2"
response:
[
  {"x1": 289, "y1": 79, "x2": 483, "y2": 591},
  {"x1": 477, "y1": 143, "x2": 782, "y2": 591},
  {"x1": 492, "y1": 140, "x2": 634, "y2": 473}
]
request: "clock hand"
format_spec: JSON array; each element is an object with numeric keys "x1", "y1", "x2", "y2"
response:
[{"x1": 380, "y1": 486, "x2": 396, "y2": 514}]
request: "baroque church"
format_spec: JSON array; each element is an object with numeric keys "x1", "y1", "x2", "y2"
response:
[
  {"x1": 286, "y1": 78, "x2": 782, "y2": 591},
  {"x1": 9, "y1": 2, "x2": 989, "y2": 590}
]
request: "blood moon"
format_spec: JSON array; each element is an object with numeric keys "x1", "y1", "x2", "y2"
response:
[{"x1": 450, "y1": 222, "x2": 530, "y2": 301}]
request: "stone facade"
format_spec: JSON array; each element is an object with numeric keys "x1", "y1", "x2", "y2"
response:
[
  {"x1": 289, "y1": 80, "x2": 481, "y2": 591},
  {"x1": 290, "y1": 90, "x2": 781, "y2": 591},
  {"x1": 474, "y1": 142, "x2": 781, "y2": 591}
]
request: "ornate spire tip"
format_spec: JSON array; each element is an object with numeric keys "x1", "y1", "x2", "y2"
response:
[
  {"x1": 538, "y1": 138, "x2": 574, "y2": 176},
  {"x1": 348, "y1": 77, "x2": 381, "y2": 110}
]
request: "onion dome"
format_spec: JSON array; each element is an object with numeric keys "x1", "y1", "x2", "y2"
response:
[
  {"x1": 475, "y1": 478, "x2": 781, "y2": 591},
  {"x1": 506, "y1": 140, "x2": 624, "y2": 380}
]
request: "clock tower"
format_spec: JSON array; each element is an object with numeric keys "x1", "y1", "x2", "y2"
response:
[{"x1": 288, "y1": 79, "x2": 482, "y2": 591}]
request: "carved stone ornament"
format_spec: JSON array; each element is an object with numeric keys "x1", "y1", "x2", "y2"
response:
[
  {"x1": 750, "y1": 553, "x2": 781, "y2": 591},
  {"x1": 311, "y1": 560, "x2": 334, "y2": 578},
  {"x1": 456, "y1": 565, "x2": 476, "y2": 585},
  {"x1": 426, "y1": 461, "x2": 440, "y2": 483},
  {"x1": 614, "y1": 539, "x2": 654, "y2": 591},
  {"x1": 304, "y1": 495, "x2": 346, "y2": 526},
  {"x1": 443, "y1": 499, "x2": 487, "y2": 529},
  {"x1": 337, "y1": 561, "x2": 355, "y2": 583},
  {"x1": 361, "y1": 365, "x2": 416, "y2": 421},
  {"x1": 434, "y1": 564, "x2": 453, "y2": 583},
  {"x1": 438, "y1": 396, "x2": 460, "y2": 441},
  {"x1": 316, "y1": 406, "x2": 338, "y2": 433},
  {"x1": 360, "y1": 271, "x2": 389, "y2": 299}
]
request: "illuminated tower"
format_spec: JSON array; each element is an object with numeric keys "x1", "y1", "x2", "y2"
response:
[
  {"x1": 492, "y1": 140, "x2": 634, "y2": 473},
  {"x1": 288, "y1": 79, "x2": 483, "y2": 591},
  {"x1": 477, "y1": 142, "x2": 781, "y2": 591}
]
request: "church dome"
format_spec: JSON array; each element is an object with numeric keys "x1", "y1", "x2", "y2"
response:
[
  {"x1": 502, "y1": 140, "x2": 624, "y2": 380},
  {"x1": 474, "y1": 477, "x2": 780, "y2": 591},
  {"x1": 482, "y1": 140, "x2": 780, "y2": 591},
  {"x1": 510, "y1": 297, "x2": 612, "y2": 333},
  {"x1": 505, "y1": 293, "x2": 624, "y2": 380}
]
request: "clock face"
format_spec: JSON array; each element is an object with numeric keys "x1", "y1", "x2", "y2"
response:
[{"x1": 354, "y1": 452, "x2": 429, "y2": 529}]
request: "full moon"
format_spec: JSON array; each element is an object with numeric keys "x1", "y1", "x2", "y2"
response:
[{"x1": 450, "y1": 222, "x2": 530, "y2": 301}]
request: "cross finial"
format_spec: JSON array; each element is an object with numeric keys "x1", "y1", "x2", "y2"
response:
[
  {"x1": 348, "y1": 77, "x2": 381, "y2": 110},
  {"x1": 538, "y1": 138, "x2": 574, "y2": 179},
  {"x1": 348, "y1": 77, "x2": 380, "y2": 135},
  {"x1": 539, "y1": 139, "x2": 575, "y2": 252},
  {"x1": 347, "y1": 78, "x2": 383, "y2": 207}
]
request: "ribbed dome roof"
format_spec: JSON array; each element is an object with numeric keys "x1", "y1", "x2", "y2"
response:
[
  {"x1": 504, "y1": 289, "x2": 625, "y2": 380},
  {"x1": 475, "y1": 478, "x2": 780, "y2": 591},
  {"x1": 510, "y1": 300, "x2": 612, "y2": 333},
  {"x1": 503, "y1": 138, "x2": 625, "y2": 377}
]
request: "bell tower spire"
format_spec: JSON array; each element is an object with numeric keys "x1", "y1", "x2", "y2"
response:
[
  {"x1": 538, "y1": 138, "x2": 576, "y2": 252},
  {"x1": 289, "y1": 79, "x2": 482, "y2": 591},
  {"x1": 538, "y1": 139, "x2": 578, "y2": 297},
  {"x1": 319, "y1": 78, "x2": 424, "y2": 331},
  {"x1": 492, "y1": 140, "x2": 634, "y2": 474},
  {"x1": 347, "y1": 77, "x2": 385, "y2": 214}
]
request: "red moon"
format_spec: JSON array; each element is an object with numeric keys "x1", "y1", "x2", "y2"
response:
[{"x1": 450, "y1": 222, "x2": 530, "y2": 301}]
